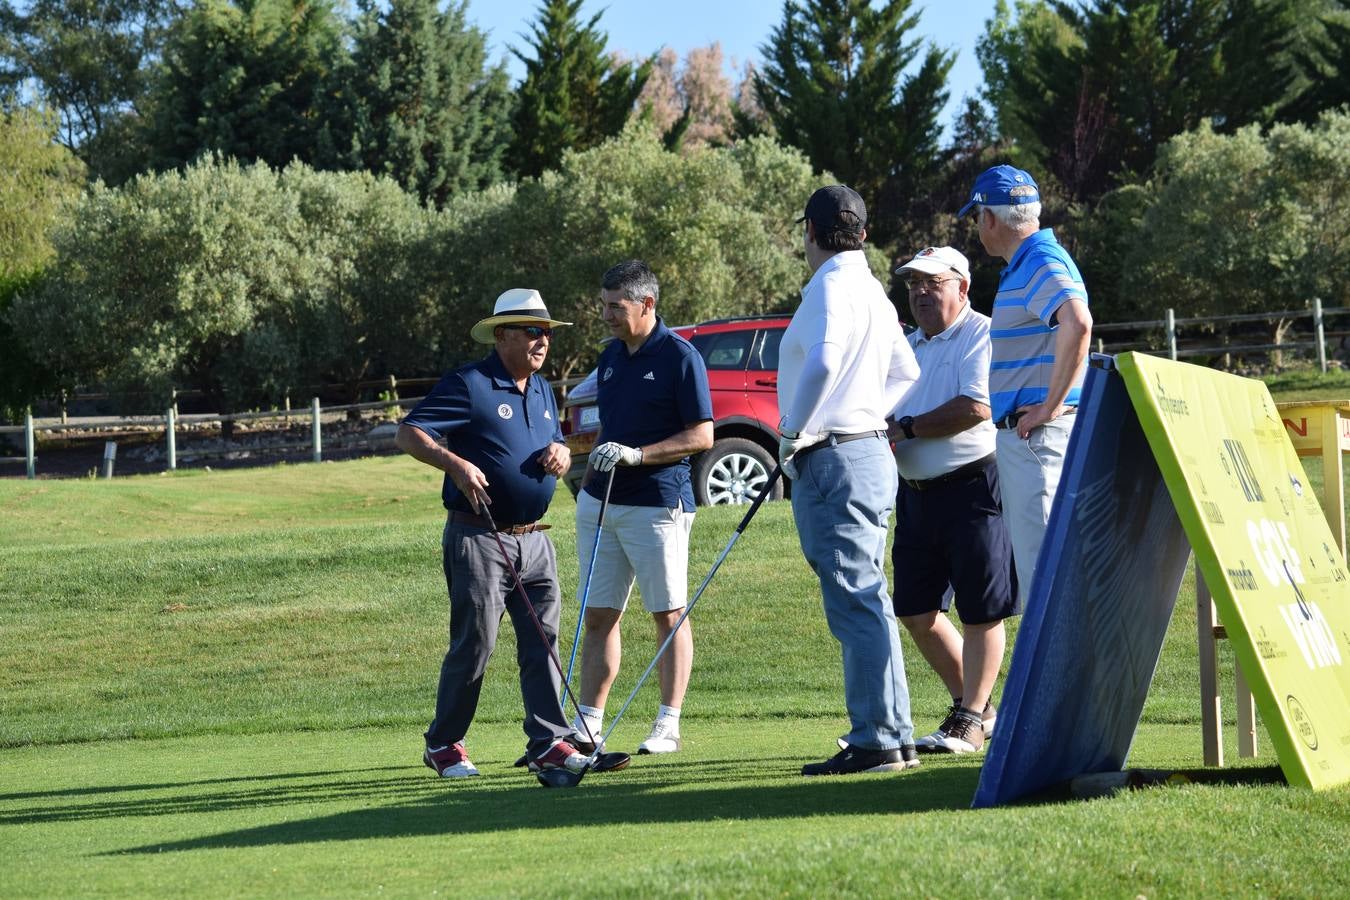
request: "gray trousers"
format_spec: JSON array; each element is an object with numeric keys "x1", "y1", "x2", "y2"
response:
[{"x1": 425, "y1": 519, "x2": 572, "y2": 754}]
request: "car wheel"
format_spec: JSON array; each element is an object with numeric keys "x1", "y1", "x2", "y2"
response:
[{"x1": 692, "y1": 437, "x2": 783, "y2": 506}]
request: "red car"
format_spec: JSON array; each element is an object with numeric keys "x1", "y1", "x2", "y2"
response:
[{"x1": 561, "y1": 315, "x2": 790, "y2": 505}]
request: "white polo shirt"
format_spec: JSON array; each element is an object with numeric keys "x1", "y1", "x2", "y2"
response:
[
  {"x1": 891, "y1": 302, "x2": 996, "y2": 481},
  {"x1": 778, "y1": 251, "x2": 919, "y2": 435}
]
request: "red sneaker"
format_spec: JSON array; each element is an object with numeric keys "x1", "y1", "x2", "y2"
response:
[{"x1": 423, "y1": 742, "x2": 480, "y2": 778}]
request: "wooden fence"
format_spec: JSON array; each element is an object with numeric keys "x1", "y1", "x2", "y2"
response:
[{"x1": 3, "y1": 303, "x2": 1346, "y2": 479}]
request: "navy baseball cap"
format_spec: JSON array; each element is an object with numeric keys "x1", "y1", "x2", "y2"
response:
[
  {"x1": 958, "y1": 165, "x2": 1040, "y2": 217},
  {"x1": 797, "y1": 184, "x2": 867, "y2": 234}
]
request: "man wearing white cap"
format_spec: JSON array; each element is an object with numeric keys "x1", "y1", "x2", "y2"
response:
[
  {"x1": 889, "y1": 246, "x2": 1017, "y2": 755},
  {"x1": 397, "y1": 288, "x2": 587, "y2": 780}
]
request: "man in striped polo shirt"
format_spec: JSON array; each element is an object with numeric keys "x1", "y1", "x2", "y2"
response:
[{"x1": 959, "y1": 165, "x2": 1093, "y2": 606}]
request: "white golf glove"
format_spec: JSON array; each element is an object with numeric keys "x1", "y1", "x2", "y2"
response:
[
  {"x1": 777, "y1": 428, "x2": 821, "y2": 481},
  {"x1": 590, "y1": 441, "x2": 644, "y2": 472}
]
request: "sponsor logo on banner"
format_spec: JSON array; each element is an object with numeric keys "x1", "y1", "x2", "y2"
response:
[
  {"x1": 1154, "y1": 375, "x2": 1190, "y2": 420},
  {"x1": 1225, "y1": 440, "x2": 1265, "y2": 502},
  {"x1": 1287, "y1": 695, "x2": 1319, "y2": 750}
]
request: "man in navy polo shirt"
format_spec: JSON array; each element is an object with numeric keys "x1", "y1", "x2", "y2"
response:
[
  {"x1": 570, "y1": 259, "x2": 713, "y2": 756},
  {"x1": 397, "y1": 288, "x2": 589, "y2": 780},
  {"x1": 960, "y1": 165, "x2": 1093, "y2": 607}
]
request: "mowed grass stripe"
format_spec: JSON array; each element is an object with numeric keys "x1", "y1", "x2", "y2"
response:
[{"x1": 2, "y1": 723, "x2": 1344, "y2": 898}]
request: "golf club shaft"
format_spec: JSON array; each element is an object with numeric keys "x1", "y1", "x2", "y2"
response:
[
  {"x1": 480, "y1": 507, "x2": 602, "y2": 751},
  {"x1": 563, "y1": 468, "x2": 614, "y2": 700},
  {"x1": 590, "y1": 465, "x2": 783, "y2": 763}
]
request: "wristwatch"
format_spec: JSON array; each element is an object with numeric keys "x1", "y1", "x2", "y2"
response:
[{"x1": 898, "y1": 416, "x2": 915, "y2": 440}]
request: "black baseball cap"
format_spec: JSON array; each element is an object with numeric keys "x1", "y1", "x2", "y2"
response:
[{"x1": 797, "y1": 184, "x2": 867, "y2": 234}]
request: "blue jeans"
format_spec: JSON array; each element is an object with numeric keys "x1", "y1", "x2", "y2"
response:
[{"x1": 791, "y1": 435, "x2": 913, "y2": 750}]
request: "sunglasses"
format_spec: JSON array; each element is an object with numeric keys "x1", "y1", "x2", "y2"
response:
[{"x1": 501, "y1": 324, "x2": 553, "y2": 338}]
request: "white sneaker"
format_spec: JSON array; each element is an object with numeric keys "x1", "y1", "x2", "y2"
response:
[
  {"x1": 424, "y1": 743, "x2": 480, "y2": 778},
  {"x1": 638, "y1": 719, "x2": 682, "y2": 754},
  {"x1": 528, "y1": 739, "x2": 589, "y2": 773}
]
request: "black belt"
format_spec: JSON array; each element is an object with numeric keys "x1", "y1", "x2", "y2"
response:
[
  {"x1": 794, "y1": 429, "x2": 887, "y2": 463},
  {"x1": 994, "y1": 406, "x2": 1076, "y2": 430},
  {"x1": 900, "y1": 453, "x2": 996, "y2": 492},
  {"x1": 448, "y1": 510, "x2": 551, "y2": 534}
]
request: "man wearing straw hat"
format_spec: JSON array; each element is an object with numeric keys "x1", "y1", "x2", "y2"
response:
[{"x1": 396, "y1": 288, "x2": 586, "y2": 780}]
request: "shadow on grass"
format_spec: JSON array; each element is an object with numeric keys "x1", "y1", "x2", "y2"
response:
[
  {"x1": 87, "y1": 759, "x2": 982, "y2": 854},
  {"x1": 0, "y1": 768, "x2": 415, "y2": 826},
  {"x1": 0, "y1": 767, "x2": 407, "y2": 804}
]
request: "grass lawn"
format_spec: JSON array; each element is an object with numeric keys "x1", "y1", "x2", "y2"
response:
[{"x1": 2, "y1": 449, "x2": 1348, "y2": 896}]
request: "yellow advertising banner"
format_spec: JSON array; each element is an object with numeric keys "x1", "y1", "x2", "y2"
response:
[{"x1": 1117, "y1": 353, "x2": 1350, "y2": 789}]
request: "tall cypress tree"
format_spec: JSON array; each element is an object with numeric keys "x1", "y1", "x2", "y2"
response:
[
  {"x1": 506, "y1": 0, "x2": 651, "y2": 178},
  {"x1": 978, "y1": 0, "x2": 1318, "y2": 202},
  {"x1": 337, "y1": 0, "x2": 513, "y2": 207},
  {"x1": 753, "y1": 0, "x2": 953, "y2": 240},
  {"x1": 145, "y1": 0, "x2": 344, "y2": 171},
  {"x1": 1282, "y1": 0, "x2": 1350, "y2": 121}
]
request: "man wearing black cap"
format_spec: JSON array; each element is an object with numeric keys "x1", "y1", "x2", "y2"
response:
[
  {"x1": 959, "y1": 165, "x2": 1093, "y2": 608},
  {"x1": 778, "y1": 185, "x2": 923, "y2": 776}
]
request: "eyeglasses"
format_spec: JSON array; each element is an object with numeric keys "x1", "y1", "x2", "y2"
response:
[
  {"x1": 502, "y1": 324, "x2": 552, "y2": 338},
  {"x1": 904, "y1": 276, "x2": 960, "y2": 293}
]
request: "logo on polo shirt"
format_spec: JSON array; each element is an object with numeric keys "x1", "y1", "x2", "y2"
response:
[
  {"x1": 544, "y1": 409, "x2": 551, "y2": 419},
  {"x1": 497, "y1": 403, "x2": 513, "y2": 420},
  {"x1": 602, "y1": 366, "x2": 613, "y2": 383},
  {"x1": 643, "y1": 371, "x2": 655, "y2": 380}
]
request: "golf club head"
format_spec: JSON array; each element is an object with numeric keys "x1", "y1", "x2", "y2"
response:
[
  {"x1": 590, "y1": 751, "x2": 631, "y2": 773},
  {"x1": 535, "y1": 767, "x2": 585, "y2": 788}
]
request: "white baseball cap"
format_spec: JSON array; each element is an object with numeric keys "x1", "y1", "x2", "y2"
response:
[{"x1": 894, "y1": 246, "x2": 971, "y2": 283}]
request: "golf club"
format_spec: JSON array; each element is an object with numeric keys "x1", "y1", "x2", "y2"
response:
[
  {"x1": 563, "y1": 467, "x2": 615, "y2": 704},
  {"x1": 586, "y1": 464, "x2": 783, "y2": 767},
  {"x1": 479, "y1": 505, "x2": 631, "y2": 788}
]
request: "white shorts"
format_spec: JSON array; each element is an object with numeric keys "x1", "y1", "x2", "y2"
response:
[{"x1": 575, "y1": 492, "x2": 695, "y2": 614}]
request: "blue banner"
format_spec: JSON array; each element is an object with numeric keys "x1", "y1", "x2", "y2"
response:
[{"x1": 973, "y1": 361, "x2": 1192, "y2": 807}]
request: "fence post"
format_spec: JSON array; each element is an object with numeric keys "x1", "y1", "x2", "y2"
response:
[
  {"x1": 102, "y1": 441, "x2": 117, "y2": 479},
  {"x1": 24, "y1": 408, "x2": 35, "y2": 479},
  {"x1": 1166, "y1": 308, "x2": 1177, "y2": 361},
  {"x1": 312, "y1": 397, "x2": 322, "y2": 463},
  {"x1": 1314, "y1": 297, "x2": 1327, "y2": 374},
  {"x1": 166, "y1": 407, "x2": 177, "y2": 471}
]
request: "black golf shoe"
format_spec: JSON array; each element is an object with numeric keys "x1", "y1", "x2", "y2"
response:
[{"x1": 801, "y1": 743, "x2": 919, "y2": 776}]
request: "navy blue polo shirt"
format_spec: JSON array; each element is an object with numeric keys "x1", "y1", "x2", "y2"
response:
[
  {"x1": 586, "y1": 317, "x2": 713, "y2": 509},
  {"x1": 403, "y1": 350, "x2": 564, "y2": 524}
]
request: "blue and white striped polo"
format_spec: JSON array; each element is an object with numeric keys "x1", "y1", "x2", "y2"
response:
[{"x1": 989, "y1": 228, "x2": 1089, "y2": 421}]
